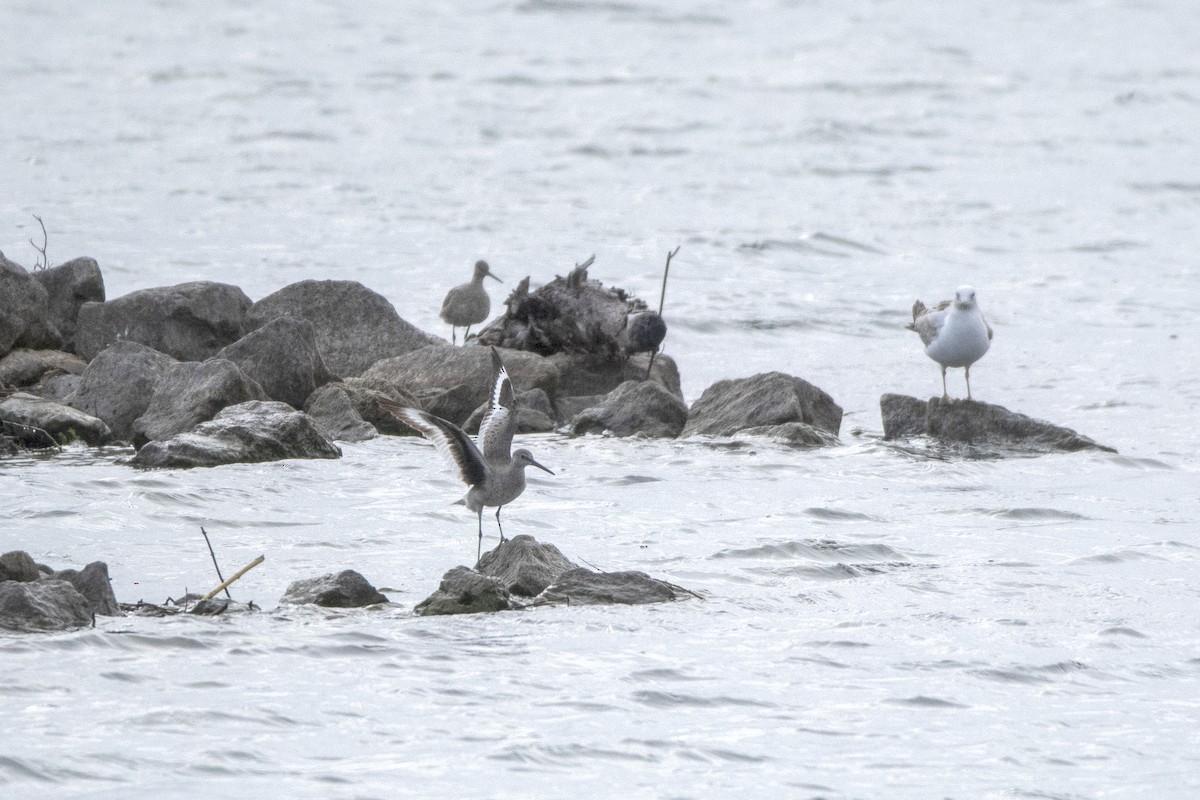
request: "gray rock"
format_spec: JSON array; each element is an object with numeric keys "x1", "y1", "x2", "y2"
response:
[
  {"x1": 216, "y1": 316, "x2": 334, "y2": 409},
  {"x1": 130, "y1": 400, "x2": 342, "y2": 469},
  {"x1": 31, "y1": 257, "x2": 105, "y2": 352},
  {"x1": 570, "y1": 379, "x2": 689, "y2": 438},
  {"x1": 74, "y1": 281, "x2": 252, "y2": 362},
  {"x1": 0, "y1": 550, "x2": 42, "y2": 582},
  {"x1": 279, "y1": 570, "x2": 388, "y2": 607},
  {"x1": 735, "y1": 421, "x2": 842, "y2": 448},
  {"x1": 131, "y1": 359, "x2": 267, "y2": 448},
  {"x1": 683, "y1": 372, "x2": 843, "y2": 438},
  {"x1": 0, "y1": 391, "x2": 112, "y2": 446},
  {"x1": 413, "y1": 566, "x2": 513, "y2": 616},
  {"x1": 303, "y1": 383, "x2": 378, "y2": 442},
  {"x1": 47, "y1": 562, "x2": 121, "y2": 616},
  {"x1": 247, "y1": 279, "x2": 441, "y2": 378},
  {"x1": 475, "y1": 535, "x2": 580, "y2": 597},
  {"x1": 538, "y1": 568, "x2": 694, "y2": 606},
  {"x1": 880, "y1": 393, "x2": 1116, "y2": 453},
  {"x1": 463, "y1": 387, "x2": 557, "y2": 435},
  {"x1": 0, "y1": 418, "x2": 58, "y2": 449},
  {"x1": 617, "y1": 310, "x2": 667, "y2": 356},
  {"x1": 340, "y1": 378, "x2": 422, "y2": 435},
  {"x1": 548, "y1": 352, "x2": 682, "y2": 400},
  {"x1": 555, "y1": 394, "x2": 609, "y2": 424},
  {"x1": 26, "y1": 372, "x2": 82, "y2": 402},
  {"x1": 0, "y1": 251, "x2": 59, "y2": 357},
  {"x1": 361, "y1": 345, "x2": 559, "y2": 426},
  {"x1": 0, "y1": 579, "x2": 93, "y2": 632},
  {"x1": 0, "y1": 348, "x2": 88, "y2": 388},
  {"x1": 67, "y1": 340, "x2": 178, "y2": 441}
]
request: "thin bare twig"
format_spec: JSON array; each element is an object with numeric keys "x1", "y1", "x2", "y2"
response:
[
  {"x1": 29, "y1": 214, "x2": 49, "y2": 270},
  {"x1": 646, "y1": 245, "x2": 680, "y2": 380},
  {"x1": 200, "y1": 527, "x2": 232, "y2": 599}
]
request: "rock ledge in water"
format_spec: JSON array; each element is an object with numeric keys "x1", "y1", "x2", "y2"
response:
[
  {"x1": 879, "y1": 393, "x2": 1116, "y2": 453},
  {"x1": 476, "y1": 535, "x2": 579, "y2": 597},
  {"x1": 683, "y1": 371, "x2": 843, "y2": 439},
  {"x1": 413, "y1": 566, "x2": 514, "y2": 616},
  {"x1": 280, "y1": 570, "x2": 388, "y2": 607}
]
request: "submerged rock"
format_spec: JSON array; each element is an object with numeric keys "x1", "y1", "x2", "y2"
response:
[
  {"x1": 31, "y1": 257, "x2": 105, "y2": 352},
  {"x1": 280, "y1": 570, "x2": 388, "y2": 607},
  {"x1": 67, "y1": 340, "x2": 178, "y2": 442},
  {"x1": 879, "y1": 393, "x2": 1116, "y2": 453},
  {"x1": 247, "y1": 279, "x2": 441, "y2": 378},
  {"x1": 570, "y1": 379, "x2": 689, "y2": 438},
  {"x1": 0, "y1": 391, "x2": 112, "y2": 446},
  {"x1": 131, "y1": 358, "x2": 267, "y2": 448},
  {"x1": 735, "y1": 421, "x2": 842, "y2": 448},
  {"x1": 75, "y1": 281, "x2": 252, "y2": 362},
  {"x1": 683, "y1": 371, "x2": 843, "y2": 439},
  {"x1": 0, "y1": 579, "x2": 93, "y2": 632},
  {"x1": 413, "y1": 566, "x2": 513, "y2": 616},
  {"x1": 537, "y1": 568, "x2": 696, "y2": 606},
  {"x1": 476, "y1": 535, "x2": 580, "y2": 597},
  {"x1": 216, "y1": 316, "x2": 335, "y2": 409},
  {"x1": 130, "y1": 400, "x2": 341, "y2": 468}
]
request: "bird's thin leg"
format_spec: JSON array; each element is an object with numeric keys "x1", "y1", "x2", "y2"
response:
[
  {"x1": 495, "y1": 506, "x2": 505, "y2": 545},
  {"x1": 477, "y1": 507, "x2": 484, "y2": 561},
  {"x1": 463, "y1": 324, "x2": 472, "y2": 344},
  {"x1": 940, "y1": 365, "x2": 950, "y2": 404},
  {"x1": 965, "y1": 365, "x2": 973, "y2": 401}
]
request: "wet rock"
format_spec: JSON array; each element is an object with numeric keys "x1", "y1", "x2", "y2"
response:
[
  {"x1": 570, "y1": 379, "x2": 689, "y2": 438},
  {"x1": 537, "y1": 568, "x2": 694, "y2": 606},
  {"x1": 476, "y1": 262, "x2": 655, "y2": 356},
  {"x1": 361, "y1": 345, "x2": 558, "y2": 427},
  {"x1": 216, "y1": 316, "x2": 334, "y2": 409},
  {"x1": 682, "y1": 372, "x2": 843, "y2": 438},
  {"x1": 26, "y1": 372, "x2": 82, "y2": 402},
  {"x1": 463, "y1": 387, "x2": 556, "y2": 435},
  {"x1": 413, "y1": 566, "x2": 513, "y2": 616},
  {"x1": 303, "y1": 383, "x2": 378, "y2": 442},
  {"x1": 0, "y1": 251, "x2": 60, "y2": 356},
  {"x1": 0, "y1": 551, "x2": 42, "y2": 582},
  {"x1": 0, "y1": 579, "x2": 93, "y2": 632},
  {"x1": 0, "y1": 391, "x2": 112, "y2": 446},
  {"x1": 548, "y1": 352, "x2": 682, "y2": 400},
  {"x1": 130, "y1": 400, "x2": 341, "y2": 469},
  {"x1": 880, "y1": 394, "x2": 1116, "y2": 453},
  {"x1": 47, "y1": 562, "x2": 121, "y2": 616},
  {"x1": 555, "y1": 393, "x2": 608, "y2": 424},
  {"x1": 67, "y1": 340, "x2": 178, "y2": 441},
  {"x1": 476, "y1": 535, "x2": 580, "y2": 597},
  {"x1": 0, "y1": 348, "x2": 88, "y2": 389},
  {"x1": 280, "y1": 570, "x2": 388, "y2": 607},
  {"x1": 735, "y1": 422, "x2": 842, "y2": 448},
  {"x1": 131, "y1": 359, "x2": 267, "y2": 448},
  {"x1": 0, "y1": 418, "x2": 58, "y2": 449},
  {"x1": 341, "y1": 378, "x2": 422, "y2": 435},
  {"x1": 247, "y1": 279, "x2": 441, "y2": 378},
  {"x1": 617, "y1": 310, "x2": 667, "y2": 356},
  {"x1": 74, "y1": 281, "x2": 252, "y2": 362},
  {"x1": 31, "y1": 257, "x2": 105, "y2": 352}
]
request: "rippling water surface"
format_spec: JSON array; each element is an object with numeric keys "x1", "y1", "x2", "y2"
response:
[{"x1": 3, "y1": 1, "x2": 1200, "y2": 798}]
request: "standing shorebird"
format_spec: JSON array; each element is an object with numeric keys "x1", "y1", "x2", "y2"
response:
[
  {"x1": 906, "y1": 285, "x2": 993, "y2": 403},
  {"x1": 381, "y1": 347, "x2": 554, "y2": 559},
  {"x1": 440, "y1": 259, "x2": 502, "y2": 345}
]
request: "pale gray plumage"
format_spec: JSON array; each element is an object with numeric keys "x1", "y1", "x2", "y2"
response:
[
  {"x1": 907, "y1": 285, "x2": 993, "y2": 403},
  {"x1": 440, "y1": 259, "x2": 502, "y2": 345},
  {"x1": 382, "y1": 347, "x2": 553, "y2": 559}
]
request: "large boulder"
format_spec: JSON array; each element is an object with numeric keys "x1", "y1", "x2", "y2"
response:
[
  {"x1": 47, "y1": 562, "x2": 121, "y2": 616},
  {"x1": 413, "y1": 566, "x2": 513, "y2": 616},
  {"x1": 0, "y1": 579, "x2": 93, "y2": 632},
  {"x1": 475, "y1": 535, "x2": 580, "y2": 597},
  {"x1": 0, "y1": 251, "x2": 60, "y2": 356},
  {"x1": 0, "y1": 551, "x2": 42, "y2": 582},
  {"x1": 67, "y1": 340, "x2": 178, "y2": 441},
  {"x1": 246, "y1": 279, "x2": 441, "y2": 378},
  {"x1": 0, "y1": 391, "x2": 112, "y2": 446},
  {"x1": 74, "y1": 281, "x2": 252, "y2": 362},
  {"x1": 570, "y1": 379, "x2": 689, "y2": 438},
  {"x1": 215, "y1": 316, "x2": 334, "y2": 409},
  {"x1": 682, "y1": 372, "x2": 842, "y2": 438},
  {"x1": 462, "y1": 387, "x2": 556, "y2": 435},
  {"x1": 537, "y1": 568, "x2": 695, "y2": 606},
  {"x1": 31, "y1": 257, "x2": 105, "y2": 352},
  {"x1": 131, "y1": 359, "x2": 267, "y2": 448},
  {"x1": 548, "y1": 352, "x2": 682, "y2": 400},
  {"x1": 0, "y1": 348, "x2": 88, "y2": 388},
  {"x1": 879, "y1": 394, "x2": 1116, "y2": 453},
  {"x1": 279, "y1": 570, "x2": 387, "y2": 607},
  {"x1": 130, "y1": 400, "x2": 342, "y2": 468},
  {"x1": 302, "y1": 383, "x2": 378, "y2": 442},
  {"x1": 361, "y1": 345, "x2": 559, "y2": 426}
]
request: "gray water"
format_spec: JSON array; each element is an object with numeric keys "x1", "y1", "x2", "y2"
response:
[{"x1": 3, "y1": 1, "x2": 1200, "y2": 797}]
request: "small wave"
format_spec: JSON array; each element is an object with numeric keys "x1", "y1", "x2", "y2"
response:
[
  {"x1": 1068, "y1": 550, "x2": 1165, "y2": 565},
  {"x1": 1100, "y1": 626, "x2": 1148, "y2": 639},
  {"x1": 884, "y1": 695, "x2": 968, "y2": 709},
  {"x1": 712, "y1": 539, "x2": 906, "y2": 561},
  {"x1": 490, "y1": 742, "x2": 658, "y2": 765},
  {"x1": 1069, "y1": 239, "x2": 1148, "y2": 253},
  {"x1": 632, "y1": 689, "x2": 774, "y2": 709},
  {"x1": 988, "y1": 508, "x2": 1090, "y2": 521},
  {"x1": 804, "y1": 507, "x2": 885, "y2": 523}
]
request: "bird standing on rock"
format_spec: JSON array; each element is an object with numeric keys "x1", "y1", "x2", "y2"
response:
[
  {"x1": 906, "y1": 285, "x2": 993, "y2": 403},
  {"x1": 380, "y1": 347, "x2": 554, "y2": 560},
  {"x1": 440, "y1": 260, "x2": 502, "y2": 345}
]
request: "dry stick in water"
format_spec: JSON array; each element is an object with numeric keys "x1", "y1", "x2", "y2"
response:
[
  {"x1": 202, "y1": 555, "x2": 265, "y2": 601},
  {"x1": 646, "y1": 245, "x2": 680, "y2": 380},
  {"x1": 200, "y1": 526, "x2": 232, "y2": 599},
  {"x1": 29, "y1": 214, "x2": 49, "y2": 270}
]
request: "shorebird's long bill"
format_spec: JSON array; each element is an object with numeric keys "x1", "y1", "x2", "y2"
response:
[
  {"x1": 486, "y1": 270, "x2": 502, "y2": 283},
  {"x1": 529, "y1": 458, "x2": 554, "y2": 475}
]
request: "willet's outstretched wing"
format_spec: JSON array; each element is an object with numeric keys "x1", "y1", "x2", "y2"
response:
[
  {"x1": 478, "y1": 347, "x2": 517, "y2": 464},
  {"x1": 379, "y1": 401, "x2": 487, "y2": 488},
  {"x1": 906, "y1": 298, "x2": 951, "y2": 346}
]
